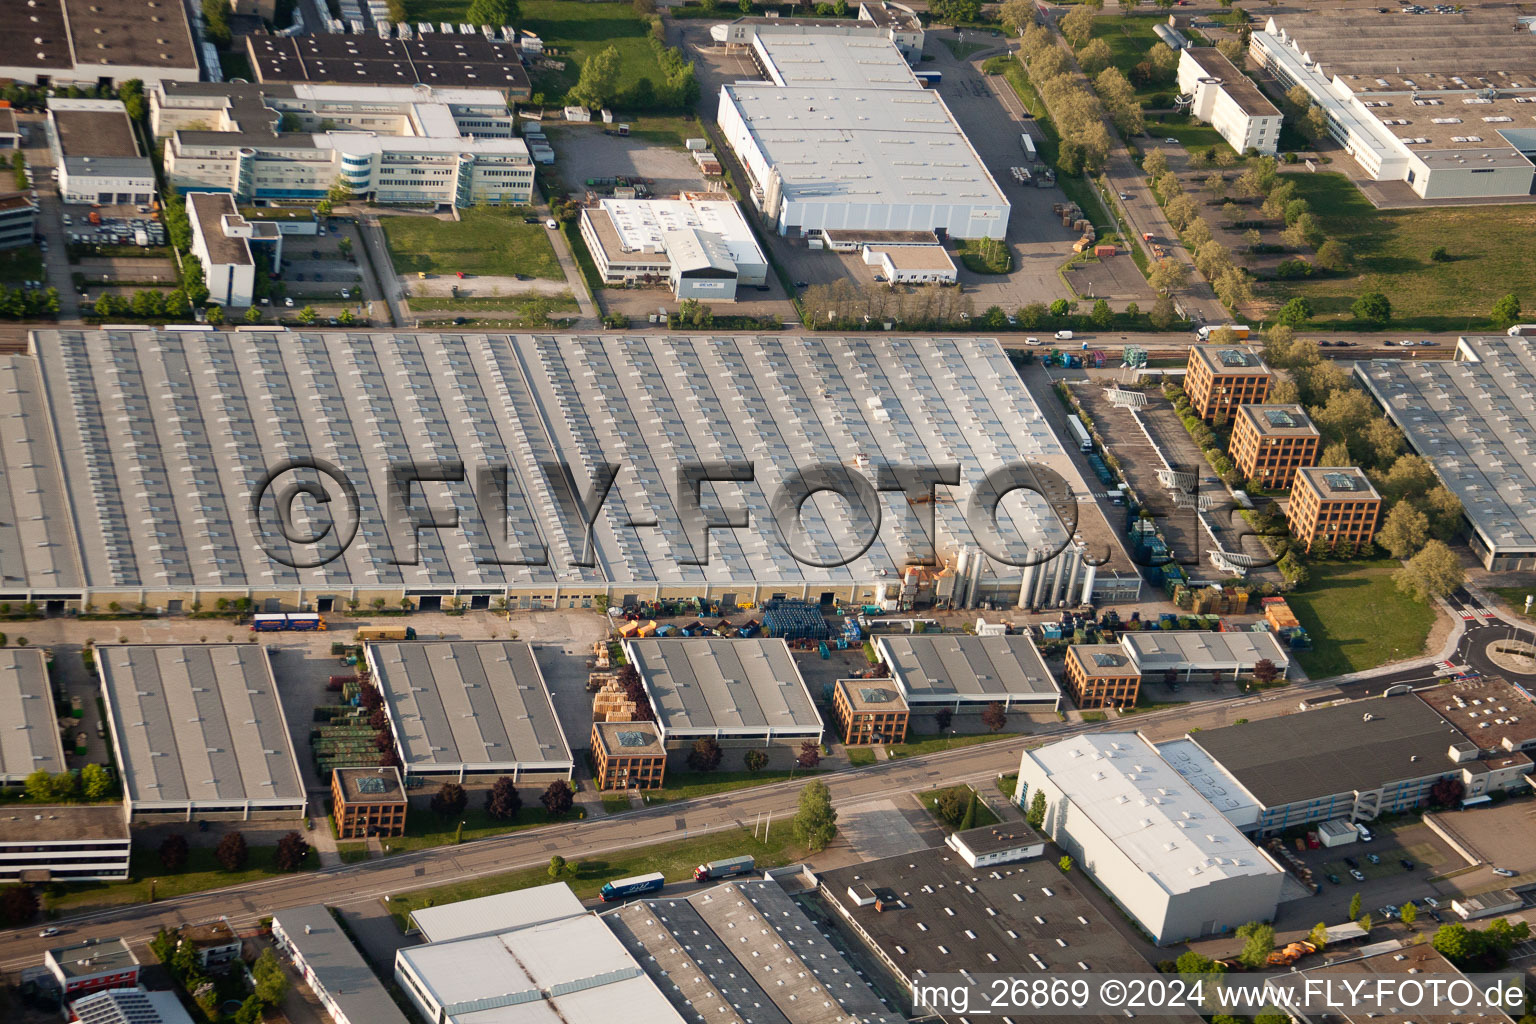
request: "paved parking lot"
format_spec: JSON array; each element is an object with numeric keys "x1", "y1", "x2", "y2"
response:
[
  {"x1": 1273, "y1": 819, "x2": 1467, "y2": 930},
  {"x1": 1431, "y1": 799, "x2": 1536, "y2": 887},
  {"x1": 546, "y1": 125, "x2": 711, "y2": 199}
]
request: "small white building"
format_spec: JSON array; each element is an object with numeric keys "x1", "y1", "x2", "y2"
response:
[
  {"x1": 46, "y1": 99, "x2": 155, "y2": 206},
  {"x1": 578, "y1": 196, "x2": 768, "y2": 301},
  {"x1": 1018, "y1": 732, "x2": 1286, "y2": 944},
  {"x1": 1177, "y1": 47, "x2": 1282, "y2": 156},
  {"x1": 187, "y1": 192, "x2": 279, "y2": 309},
  {"x1": 862, "y1": 243, "x2": 956, "y2": 284},
  {"x1": 944, "y1": 822, "x2": 1044, "y2": 868},
  {"x1": 1316, "y1": 818, "x2": 1359, "y2": 847}
]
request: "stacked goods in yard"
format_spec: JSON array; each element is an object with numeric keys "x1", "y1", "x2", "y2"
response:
[
  {"x1": 1264, "y1": 599, "x2": 1300, "y2": 633},
  {"x1": 592, "y1": 679, "x2": 638, "y2": 723}
]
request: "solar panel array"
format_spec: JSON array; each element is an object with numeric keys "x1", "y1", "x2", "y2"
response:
[{"x1": 13, "y1": 331, "x2": 1071, "y2": 594}]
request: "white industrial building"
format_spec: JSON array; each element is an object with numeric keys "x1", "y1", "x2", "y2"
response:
[
  {"x1": 45, "y1": 99, "x2": 154, "y2": 207},
  {"x1": 0, "y1": 648, "x2": 66, "y2": 786},
  {"x1": 187, "y1": 193, "x2": 276, "y2": 309},
  {"x1": 1120, "y1": 630, "x2": 1291, "y2": 683},
  {"x1": 716, "y1": 32, "x2": 1008, "y2": 240},
  {"x1": 1355, "y1": 336, "x2": 1536, "y2": 570},
  {"x1": 874, "y1": 633, "x2": 1063, "y2": 713},
  {"x1": 1250, "y1": 12, "x2": 1536, "y2": 200},
  {"x1": 273, "y1": 906, "x2": 410, "y2": 1024},
  {"x1": 578, "y1": 196, "x2": 768, "y2": 300},
  {"x1": 711, "y1": 2, "x2": 926, "y2": 62},
  {"x1": 1017, "y1": 732, "x2": 1286, "y2": 944},
  {"x1": 407, "y1": 882, "x2": 587, "y2": 942},
  {"x1": 862, "y1": 243, "x2": 957, "y2": 284},
  {"x1": 153, "y1": 82, "x2": 533, "y2": 206},
  {"x1": 0, "y1": 805, "x2": 131, "y2": 883},
  {"x1": 1177, "y1": 47, "x2": 1282, "y2": 156}
]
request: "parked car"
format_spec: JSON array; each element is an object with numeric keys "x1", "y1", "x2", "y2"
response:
[
  {"x1": 1429, "y1": 908, "x2": 1443, "y2": 922},
  {"x1": 1400, "y1": 858, "x2": 1416, "y2": 870},
  {"x1": 1054, "y1": 330, "x2": 1074, "y2": 340},
  {"x1": 1118, "y1": 192, "x2": 1131, "y2": 200},
  {"x1": 1025, "y1": 337, "x2": 1041, "y2": 346},
  {"x1": 1344, "y1": 856, "x2": 1360, "y2": 869},
  {"x1": 1327, "y1": 873, "x2": 1341, "y2": 885},
  {"x1": 452, "y1": 316, "x2": 469, "y2": 325},
  {"x1": 1378, "y1": 905, "x2": 1399, "y2": 920},
  {"x1": 1366, "y1": 852, "x2": 1381, "y2": 865},
  {"x1": 1350, "y1": 868, "x2": 1366, "y2": 882},
  {"x1": 1357, "y1": 825, "x2": 1374, "y2": 842},
  {"x1": 284, "y1": 297, "x2": 295, "y2": 307},
  {"x1": 1423, "y1": 896, "x2": 1440, "y2": 908},
  {"x1": 1164, "y1": 137, "x2": 1179, "y2": 144},
  {"x1": 1400, "y1": 339, "x2": 1415, "y2": 346},
  {"x1": 1493, "y1": 867, "x2": 1517, "y2": 877}
]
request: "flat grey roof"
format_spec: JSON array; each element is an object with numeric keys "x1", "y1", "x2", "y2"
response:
[
  {"x1": 273, "y1": 905, "x2": 410, "y2": 1024},
  {"x1": 819, "y1": 849, "x2": 1199, "y2": 1024},
  {"x1": 1190, "y1": 344, "x2": 1271, "y2": 375},
  {"x1": 0, "y1": 804, "x2": 128, "y2": 844},
  {"x1": 368, "y1": 641, "x2": 572, "y2": 772},
  {"x1": 876, "y1": 633, "x2": 1060, "y2": 703},
  {"x1": 1355, "y1": 338, "x2": 1536, "y2": 554},
  {"x1": 97, "y1": 644, "x2": 306, "y2": 809},
  {"x1": 333, "y1": 765, "x2": 406, "y2": 804},
  {"x1": 1190, "y1": 694, "x2": 1468, "y2": 809},
  {"x1": 625, "y1": 637, "x2": 823, "y2": 739},
  {"x1": 606, "y1": 878, "x2": 906, "y2": 1024},
  {"x1": 1237, "y1": 403, "x2": 1319, "y2": 439},
  {"x1": 0, "y1": 648, "x2": 66, "y2": 782},
  {"x1": 188, "y1": 192, "x2": 252, "y2": 269},
  {"x1": 833, "y1": 677, "x2": 908, "y2": 714},
  {"x1": 950, "y1": 821, "x2": 1042, "y2": 857},
  {"x1": 3, "y1": 0, "x2": 197, "y2": 75},
  {"x1": 48, "y1": 937, "x2": 138, "y2": 979},
  {"x1": 408, "y1": 881, "x2": 588, "y2": 943},
  {"x1": 49, "y1": 101, "x2": 140, "y2": 159},
  {"x1": 12, "y1": 331, "x2": 1078, "y2": 596},
  {"x1": 1183, "y1": 47, "x2": 1281, "y2": 117},
  {"x1": 1415, "y1": 676, "x2": 1536, "y2": 753},
  {"x1": 592, "y1": 720, "x2": 666, "y2": 757},
  {"x1": 1121, "y1": 630, "x2": 1290, "y2": 672},
  {"x1": 1067, "y1": 643, "x2": 1137, "y2": 679},
  {"x1": 246, "y1": 34, "x2": 531, "y2": 93},
  {"x1": 1295, "y1": 465, "x2": 1381, "y2": 502},
  {"x1": 1263, "y1": 9, "x2": 1536, "y2": 83}
]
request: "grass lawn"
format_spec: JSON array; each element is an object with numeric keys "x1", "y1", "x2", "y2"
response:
[
  {"x1": 336, "y1": 843, "x2": 369, "y2": 864},
  {"x1": 407, "y1": 293, "x2": 578, "y2": 312},
  {"x1": 1079, "y1": 710, "x2": 1108, "y2": 722},
  {"x1": 1490, "y1": 587, "x2": 1536, "y2": 622},
  {"x1": 1259, "y1": 171, "x2": 1536, "y2": 330},
  {"x1": 388, "y1": 825, "x2": 804, "y2": 930},
  {"x1": 956, "y1": 238, "x2": 1012, "y2": 274},
  {"x1": 601, "y1": 793, "x2": 632, "y2": 814},
  {"x1": 1285, "y1": 558, "x2": 1436, "y2": 679},
  {"x1": 0, "y1": 246, "x2": 45, "y2": 284},
  {"x1": 641, "y1": 769, "x2": 815, "y2": 805},
  {"x1": 940, "y1": 36, "x2": 991, "y2": 60},
  {"x1": 379, "y1": 208, "x2": 563, "y2": 280},
  {"x1": 387, "y1": 806, "x2": 578, "y2": 853},
  {"x1": 919, "y1": 785, "x2": 1001, "y2": 831},
  {"x1": 888, "y1": 732, "x2": 1020, "y2": 758},
  {"x1": 847, "y1": 748, "x2": 876, "y2": 767},
  {"x1": 1145, "y1": 115, "x2": 1234, "y2": 156},
  {"x1": 46, "y1": 845, "x2": 317, "y2": 915},
  {"x1": 1088, "y1": 15, "x2": 1178, "y2": 102},
  {"x1": 996, "y1": 773, "x2": 1018, "y2": 799}
]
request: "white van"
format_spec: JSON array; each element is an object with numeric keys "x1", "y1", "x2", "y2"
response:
[
  {"x1": 1356, "y1": 824, "x2": 1374, "y2": 842},
  {"x1": 1054, "y1": 330, "x2": 1074, "y2": 340}
]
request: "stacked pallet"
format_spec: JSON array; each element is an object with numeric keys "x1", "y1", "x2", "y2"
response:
[{"x1": 593, "y1": 678, "x2": 638, "y2": 722}]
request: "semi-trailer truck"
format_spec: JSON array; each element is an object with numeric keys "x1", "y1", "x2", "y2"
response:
[
  {"x1": 693, "y1": 855, "x2": 755, "y2": 882},
  {"x1": 250, "y1": 613, "x2": 327, "y2": 632},
  {"x1": 1196, "y1": 324, "x2": 1251, "y2": 341},
  {"x1": 599, "y1": 871, "x2": 666, "y2": 901}
]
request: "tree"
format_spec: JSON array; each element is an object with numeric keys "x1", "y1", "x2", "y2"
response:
[
  {"x1": 569, "y1": 44, "x2": 622, "y2": 109},
  {"x1": 1429, "y1": 245, "x2": 1451, "y2": 262},
  {"x1": 24, "y1": 769, "x2": 53, "y2": 802},
  {"x1": 48, "y1": 771, "x2": 77, "y2": 800},
  {"x1": 935, "y1": 787, "x2": 970, "y2": 827},
  {"x1": 1175, "y1": 951, "x2": 1224, "y2": 975},
  {"x1": 1433, "y1": 922, "x2": 1479, "y2": 966},
  {"x1": 1276, "y1": 296, "x2": 1312, "y2": 327},
  {"x1": 1400, "y1": 902, "x2": 1417, "y2": 926},
  {"x1": 180, "y1": 254, "x2": 210, "y2": 307},
  {"x1": 274, "y1": 831, "x2": 310, "y2": 872},
  {"x1": 797, "y1": 740, "x2": 822, "y2": 768},
  {"x1": 159, "y1": 833, "x2": 190, "y2": 872},
  {"x1": 1149, "y1": 295, "x2": 1177, "y2": 329},
  {"x1": 150, "y1": 927, "x2": 179, "y2": 965},
  {"x1": 1307, "y1": 921, "x2": 1329, "y2": 950},
  {"x1": 1492, "y1": 293, "x2": 1522, "y2": 327},
  {"x1": 233, "y1": 996, "x2": 264, "y2": 1024},
  {"x1": 1316, "y1": 238, "x2": 1350, "y2": 271},
  {"x1": 1149, "y1": 257, "x2": 1188, "y2": 296},
  {"x1": 1026, "y1": 789, "x2": 1047, "y2": 828},
  {"x1": 792, "y1": 780, "x2": 838, "y2": 852},
  {"x1": 1352, "y1": 291, "x2": 1392, "y2": 324},
  {"x1": 548, "y1": 854, "x2": 567, "y2": 878},
  {"x1": 541, "y1": 779, "x2": 574, "y2": 817},
  {"x1": 1058, "y1": 854, "x2": 1073, "y2": 873},
  {"x1": 1216, "y1": 37, "x2": 1244, "y2": 65},
  {"x1": 981, "y1": 701, "x2": 1008, "y2": 733},
  {"x1": 297, "y1": 305, "x2": 317, "y2": 325},
  {"x1": 1394, "y1": 540, "x2": 1463, "y2": 602},
  {"x1": 1061, "y1": 4, "x2": 1095, "y2": 45},
  {"x1": 80, "y1": 762, "x2": 113, "y2": 800},
  {"x1": 253, "y1": 948, "x2": 288, "y2": 1004},
  {"x1": 486, "y1": 776, "x2": 522, "y2": 819},
  {"x1": 1149, "y1": 43, "x2": 1179, "y2": 80},
  {"x1": 1349, "y1": 892, "x2": 1362, "y2": 921},
  {"x1": 1143, "y1": 148, "x2": 1169, "y2": 177},
  {"x1": 744, "y1": 749, "x2": 768, "y2": 773},
  {"x1": 1000, "y1": 0, "x2": 1035, "y2": 32},
  {"x1": 688, "y1": 737, "x2": 724, "y2": 772},
  {"x1": 1079, "y1": 38, "x2": 1113, "y2": 76},
  {"x1": 431, "y1": 782, "x2": 468, "y2": 818},
  {"x1": 1378, "y1": 502, "x2": 1430, "y2": 559},
  {"x1": 1430, "y1": 776, "x2": 1465, "y2": 808},
  {"x1": 243, "y1": 305, "x2": 263, "y2": 324},
  {"x1": 934, "y1": 707, "x2": 954, "y2": 733},
  {"x1": 930, "y1": 0, "x2": 982, "y2": 23},
  {"x1": 1251, "y1": 658, "x2": 1278, "y2": 685},
  {"x1": 467, "y1": 0, "x2": 519, "y2": 25},
  {"x1": 1319, "y1": 439, "x2": 1350, "y2": 467},
  {"x1": 215, "y1": 831, "x2": 248, "y2": 871},
  {"x1": 1089, "y1": 298, "x2": 1113, "y2": 329},
  {"x1": 1236, "y1": 921, "x2": 1275, "y2": 969},
  {"x1": 0, "y1": 884, "x2": 38, "y2": 927}
]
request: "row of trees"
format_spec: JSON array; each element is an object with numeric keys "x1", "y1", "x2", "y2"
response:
[
  {"x1": 564, "y1": 36, "x2": 700, "y2": 113},
  {"x1": 1146, "y1": 150, "x2": 1256, "y2": 311},
  {"x1": 0, "y1": 284, "x2": 62, "y2": 320},
  {"x1": 156, "y1": 829, "x2": 310, "y2": 873},
  {"x1": 429, "y1": 778, "x2": 576, "y2": 819},
  {"x1": 685, "y1": 737, "x2": 822, "y2": 772},
  {"x1": 22, "y1": 765, "x2": 115, "y2": 802},
  {"x1": 1014, "y1": 23, "x2": 1114, "y2": 175}
]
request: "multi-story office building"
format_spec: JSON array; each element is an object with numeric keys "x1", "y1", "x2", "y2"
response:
[
  {"x1": 46, "y1": 939, "x2": 140, "y2": 998},
  {"x1": 1062, "y1": 643, "x2": 1141, "y2": 710},
  {"x1": 153, "y1": 82, "x2": 532, "y2": 207},
  {"x1": 0, "y1": 806, "x2": 130, "y2": 883},
  {"x1": 46, "y1": 99, "x2": 154, "y2": 206},
  {"x1": 0, "y1": 193, "x2": 36, "y2": 251},
  {"x1": 590, "y1": 722, "x2": 667, "y2": 791},
  {"x1": 330, "y1": 767, "x2": 407, "y2": 840},
  {"x1": 186, "y1": 192, "x2": 271, "y2": 308},
  {"x1": 830, "y1": 679, "x2": 910, "y2": 745},
  {"x1": 1184, "y1": 345, "x2": 1272, "y2": 423},
  {"x1": 1176, "y1": 47, "x2": 1282, "y2": 156},
  {"x1": 1287, "y1": 466, "x2": 1382, "y2": 554},
  {"x1": 1229, "y1": 403, "x2": 1320, "y2": 489}
]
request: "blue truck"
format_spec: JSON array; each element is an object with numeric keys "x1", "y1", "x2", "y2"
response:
[
  {"x1": 250, "y1": 613, "x2": 327, "y2": 632},
  {"x1": 599, "y1": 871, "x2": 666, "y2": 901}
]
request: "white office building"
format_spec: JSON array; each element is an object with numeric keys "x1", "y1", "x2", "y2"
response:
[
  {"x1": 578, "y1": 196, "x2": 768, "y2": 300},
  {"x1": 45, "y1": 99, "x2": 155, "y2": 207},
  {"x1": 1177, "y1": 47, "x2": 1282, "y2": 156},
  {"x1": 716, "y1": 32, "x2": 1008, "y2": 240},
  {"x1": 154, "y1": 82, "x2": 532, "y2": 206},
  {"x1": 186, "y1": 193, "x2": 274, "y2": 308},
  {"x1": 1018, "y1": 732, "x2": 1286, "y2": 944}
]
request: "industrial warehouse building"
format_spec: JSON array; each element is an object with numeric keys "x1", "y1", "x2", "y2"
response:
[
  {"x1": 1176, "y1": 47, "x2": 1283, "y2": 156},
  {"x1": 1355, "y1": 336, "x2": 1536, "y2": 570},
  {"x1": 1120, "y1": 630, "x2": 1290, "y2": 683},
  {"x1": 0, "y1": 648, "x2": 66, "y2": 785},
  {"x1": 716, "y1": 31, "x2": 1008, "y2": 239},
  {"x1": 1250, "y1": 12, "x2": 1536, "y2": 201},
  {"x1": 578, "y1": 197, "x2": 769, "y2": 300},
  {"x1": 624, "y1": 638, "x2": 824, "y2": 761},
  {"x1": 873, "y1": 633, "x2": 1063, "y2": 717},
  {"x1": 97, "y1": 645, "x2": 307, "y2": 821},
  {"x1": 273, "y1": 906, "x2": 410, "y2": 1024},
  {"x1": 1017, "y1": 733, "x2": 1285, "y2": 944},
  {"x1": 0, "y1": 0, "x2": 200, "y2": 89},
  {"x1": 367, "y1": 641, "x2": 573, "y2": 783},
  {"x1": 0, "y1": 330, "x2": 1117, "y2": 613},
  {"x1": 711, "y1": 3, "x2": 926, "y2": 62},
  {"x1": 153, "y1": 82, "x2": 533, "y2": 207},
  {"x1": 605, "y1": 878, "x2": 907, "y2": 1024},
  {"x1": 46, "y1": 99, "x2": 155, "y2": 207},
  {"x1": 406, "y1": 882, "x2": 587, "y2": 942},
  {"x1": 1167, "y1": 693, "x2": 1530, "y2": 834}
]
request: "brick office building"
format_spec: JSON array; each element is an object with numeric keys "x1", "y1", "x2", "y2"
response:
[
  {"x1": 1287, "y1": 467, "x2": 1382, "y2": 554},
  {"x1": 1229, "y1": 404, "x2": 1320, "y2": 489},
  {"x1": 831, "y1": 679, "x2": 910, "y2": 745},
  {"x1": 1185, "y1": 345, "x2": 1272, "y2": 423},
  {"x1": 1063, "y1": 645, "x2": 1142, "y2": 710},
  {"x1": 331, "y1": 767, "x2": 407, "y2": 840},
  {"x1": 591, "y1": 721, "x2": 667, "y2": 790}
]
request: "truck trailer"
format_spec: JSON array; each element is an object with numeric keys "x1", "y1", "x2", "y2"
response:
[
  {"x1": 694, "y1": 855, "x2": 755, "y2": 882},
  {"x1": 599, "y1": 871, "x2": 666, "y2": 901},
  {"x1": 250, "y1": 612, "x2": 327, "y2": 632}
]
